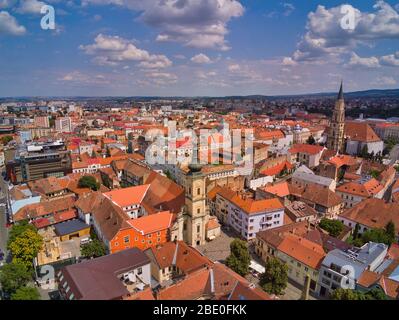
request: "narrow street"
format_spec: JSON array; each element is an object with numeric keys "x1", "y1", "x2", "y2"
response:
[{"x1": 0, "y1": 173, "x2": 9, "y2": 264}]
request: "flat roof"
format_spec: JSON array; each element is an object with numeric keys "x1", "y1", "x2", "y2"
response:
[{"x1": 54, "y1": 219, "x2": 90, "y2": 236}]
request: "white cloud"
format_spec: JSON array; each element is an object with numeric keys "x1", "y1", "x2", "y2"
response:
[
  {"x1": 0, "y1": 0, "x2": 15, "y2": 9},
  {"x1": 380, "y1": 51, "x2": 399, "y2": 67},
  {"x1": 58, "y1": 71, "x2": 110, "y2": 85},
  {"x1": 283, "y1": 3, "x2": 295, "y2": 16},
  {"x1": 144, "y1": 71, "x2": 178, "y2": 86},
  {"x1": 372, "y1": 76, "x2": 397, "y2": 86},
  {"x1": 292, "y1": 2, "x2": 399, "y2": 63},
  {"x1": 228, "y1": 64, "x2": 241, "y2": 72},
  {"x1": 0, "y1": 11, "x2": 26, "y2": 35},
  {"x1": 80, "y1": 34, "x2": 172, "y2": 69},
  {"x1": 191, "y1": 53, "x2": 211, "y2": 64},
  {"x1": 17, "y1": 0, "x2": 47, "y2": 14},
  {"x1": 282, "y1": 57, "x2": 297, "y2": 66},
  {"x1": 346, "y1": 52, "x2": 380, "y2": 69},
  {"x1": 80, "y1": 0, "x2": 244, "y2": 50}
]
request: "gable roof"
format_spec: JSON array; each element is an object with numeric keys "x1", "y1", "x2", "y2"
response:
[
  {"x1": 103, "y1": 185, "x2": 150, "y2": 208},
  {"x1": 126, "y1": 211, "x2": 174, "y2": 235},
  {"x1": 277, "y1": 234, "x2": 326, "y2": 269},
  {"x1": 142, "y1": 172, "x2": 185, "y2": 214},
  {"x1": 345, "y1": 121, "x2": 381, "y2": 143},
  {"x1": 60, "y1": 248, "x2": 150, "y2": 300},
  {"x1": 341, "y1": 198, "x2": 399, "y2": 233},
  {"x1": 145, "y1": 241, "x2": 212, "y2": 273},
  {"x1": 289, "y1": 144, "x2": 324, "y2": 155}
]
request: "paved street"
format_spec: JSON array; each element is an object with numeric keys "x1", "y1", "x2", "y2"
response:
[
  {"x1": 0, "y1": 172, "x2": 10, "y2": 264},
  {"x1": 197, "y1": 226, "x2": 239, "y2": 262}
]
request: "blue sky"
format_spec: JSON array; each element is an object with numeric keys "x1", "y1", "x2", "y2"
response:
[{"x1": 0, "y1": 0, "x2": 399, "y2": 97}]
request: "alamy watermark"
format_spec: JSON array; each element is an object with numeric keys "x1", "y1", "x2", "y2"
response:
[
  {"x1": 340, "y1": 5, "x2": 357, "y2": 31},
  {"x1": 144, "y1": 120, "x2": 254, "y2": 170},
  {"x1": 40, "y1": 5, "x2": 55, "y2": 30}
]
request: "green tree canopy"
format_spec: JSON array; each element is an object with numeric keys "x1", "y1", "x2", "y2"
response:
[
  {"x1": 225, "y1": 239, "x2": 251, "y2": 276},
  {"x1": 11, "y1": 286, "x2": 41, "y2": 300},
  {"x1": 9, "y1": 229, "x2": 43, "y2": 269},
  {"x1": 7, "y1": 221, "x2": 36, "y2": 249},
  {"x1": 1, "y1": 135, "x2": 13, "y2": 145},
  {"x1": 385, "y1": 221, "x2": 396, "y2": 245},
  {"x1": 354, "y1": 224, "x2": 396, "y2": 247},
  {"x1": 81, "y1": 239, "x2": 107, "y2": 259},
  {"x1": 259, "y1": 257, "x2": 288, "y2": 295},
  {"x1": 78, "y1": 175, "x2": 100, "y2": 191},
  {"x1": 319, "y1": 218, "x2": 344, "y2": 238},
  {"x1": 0, "y1": 262, "x2": 32, "y2": 294},
  {"x1": 331, "y1": 288, "x2": 387, "y2": 300}
]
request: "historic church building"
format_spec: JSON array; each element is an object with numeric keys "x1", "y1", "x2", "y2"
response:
[{"x1": 327, "y1": 82, "x2": 346, "y2": 153}]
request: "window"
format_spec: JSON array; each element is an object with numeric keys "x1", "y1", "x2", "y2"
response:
[
  {"x1": 124, "y1": 236, "x2": 130, "y2": 244},
  {"x1": 197, "y1": 225, "x2": 200, "y2": 233},
  {"x1": 197, "y1": 208, "x2": 200, "y2": 214},
  {"x1": 197, "y1": 188, "x2": 201, "y2": 195},
  {"x1": 148, "y1": 234, "x2": 152, "y2": 238},
  {"x1": 157, "y1": 232, "x2": 161, "y2": 236}
]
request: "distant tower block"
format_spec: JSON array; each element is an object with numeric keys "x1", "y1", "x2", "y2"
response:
[{"x1": 326, "y1": 82, "x2": 346, "y2": 153}]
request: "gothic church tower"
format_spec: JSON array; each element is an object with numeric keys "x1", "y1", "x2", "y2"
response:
[{"x1": 327, "y1": 82, "x2": 346, "y2": 153}]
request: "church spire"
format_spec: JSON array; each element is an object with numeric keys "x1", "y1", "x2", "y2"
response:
[{"x1": 337, "y1": 81, "x2": 344, "y2": 100}]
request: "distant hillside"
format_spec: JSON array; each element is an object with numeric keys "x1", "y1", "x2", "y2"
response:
[{"x1": 1, "y1": 88, "x2": 399, "y2": 102}]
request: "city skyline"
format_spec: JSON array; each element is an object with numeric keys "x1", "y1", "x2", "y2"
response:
[{"x1": 1, "y1": 0, "x2": 399, "y2": 97}]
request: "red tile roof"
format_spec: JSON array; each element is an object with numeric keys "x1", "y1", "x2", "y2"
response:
[
  {"x1": 289, "y1": 144, "x2": 324, "y2": 155},
  {"x1": 103, "y1": 185, "x2": 150, "y2": 208},
  {"x1": 126, "y1": 211, "x2": 173, "y2": 235}
]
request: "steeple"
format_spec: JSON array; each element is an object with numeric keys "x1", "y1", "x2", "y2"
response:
[{"x1": 337, "y1": 81, "x2": 344, "y2": 100}]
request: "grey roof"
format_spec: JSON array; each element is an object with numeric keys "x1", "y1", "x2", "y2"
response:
[
  {"x1": 61, "y1": 248, "x2": 151, "y2": 300},
  {"x1": 54, "y1": 219, "x2": 90, "y2": 236},
  {"x1": 293, "y1": 170, "x2": 335, "y2": 187},
  {"x1": 321, "y1": 242, "x2": 388, "y2": 280}
]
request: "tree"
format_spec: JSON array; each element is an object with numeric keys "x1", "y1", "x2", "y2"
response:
[
  {"x1": 225, "y1": 239, "x2": 250, "y2": 276},
  {"x1": 260, "y1": 257, "x2": 288, "y2": 295},
  {"x1": 307, "y1": 135, "x2": 316, "y2": 145},
  {"x1": 78, "y1": 176, "x2": 100, "y2": 191},
  {"x1": 369, "y1": 169, "x2": 380, "y2": 179},
  {"x1": 331, "y1": 288, "x2": 387, "y2": 300},
  {"x1": 319, "y1": 218, "x2": 344, "y2": 238},
  {"x1": 0, "y1": 262, "x2": 32, "y2": 295},
  {"x1": 385, "y1": 221, "x2": 396, "y2": 245},
  {"x1": 364, "y1": 288, "x2": 388, "y2": 300},
  {"x1": 81, "y1": 240, "x2": 106, "y2": 259},
  {"x1": 9, "y1": 229, "x2": 43, "y2": 269},
  {"x1": 11, "y1": 286, "x2": 40, "y2": 300},
  {"x1": 331, "y1": 288, "x2": 361, "y2": 300},
  {"x1": 7, "y1": 221, "x2": 36, "y2": 249},
  {"x1": 361, "y1": 228, "x2": 394, "y2": 247},
  {"x1": 1, "y1": 135, "x2": 13, "y2": 145}
]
